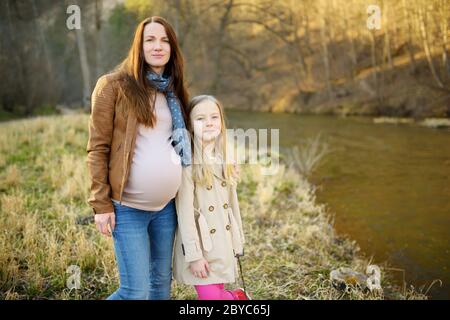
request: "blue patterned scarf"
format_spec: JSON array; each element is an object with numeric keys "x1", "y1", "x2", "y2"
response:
[{"x1": 146, "y1": 70, "x2": 192, "y2": 166}]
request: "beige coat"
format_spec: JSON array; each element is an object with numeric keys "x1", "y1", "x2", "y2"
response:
[{"x1": 173, "y1": 165, "x2": 245, "y2": 285}]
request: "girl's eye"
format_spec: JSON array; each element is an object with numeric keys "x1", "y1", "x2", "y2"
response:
[
  {"x1": 212, "y1": 116, "x2": 219, "y2": 119},
  {"x1": 196, "y1": 117, "x2": 204, "y2": 121}
]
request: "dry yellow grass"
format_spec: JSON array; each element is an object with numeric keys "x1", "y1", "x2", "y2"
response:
[{"x1": 0, "y1": 114, "x2": 426, "y2": 299}]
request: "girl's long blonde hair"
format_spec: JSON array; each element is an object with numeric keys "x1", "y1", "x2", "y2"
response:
[{"x1": 187, "y1": 95, "x2": 239, "y2": 187}]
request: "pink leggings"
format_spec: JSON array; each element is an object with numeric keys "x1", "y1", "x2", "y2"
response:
[{"x1": 194, "y1": 283, "x2": 236, "y2": 300}]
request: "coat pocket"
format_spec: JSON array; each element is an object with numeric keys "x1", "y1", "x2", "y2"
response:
[
  {"x1": 195, "y1": 209, "x2": 213, "y2": 252},
  {"x1": 182, "y1": 240, "x2": 203, "y2": 262}
]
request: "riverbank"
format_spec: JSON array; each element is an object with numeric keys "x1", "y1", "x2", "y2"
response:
[
  {"x1": 229, "y1": 51, "x2": 450, "y2": 120},
  {"x1": 1, "y1": 52, "x2": 450, "y2": 124},
  {"x1": 372, "y1": 116, "x2": 450, "y2": 129},
  {"x1": 0, "y1": 114, "x2": 426, "y2": 299}
]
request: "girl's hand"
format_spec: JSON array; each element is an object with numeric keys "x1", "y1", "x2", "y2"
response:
[
  {"x1": 94, "y1": 212, "x2": 115, "y2": 237},
  {"x1": 189, "y1": 258, "x2": 210, "y2": 278}
]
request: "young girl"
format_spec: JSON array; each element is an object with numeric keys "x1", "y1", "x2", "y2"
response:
[{"x1": 173, "y1": 95, "x2": 251, "y2": 300}]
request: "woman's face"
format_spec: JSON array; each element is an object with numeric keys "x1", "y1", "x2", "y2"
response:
[
  {"x1": 143, "y1": 22, "x2": 171, "y2": 74},
  {"x1": 190, "y1": 100, "x2": 222, "y2": 144}
]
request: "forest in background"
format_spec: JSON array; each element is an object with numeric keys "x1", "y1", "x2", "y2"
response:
[{"x1": 1, "y1": 0, "x2": 449, "y2": 119}]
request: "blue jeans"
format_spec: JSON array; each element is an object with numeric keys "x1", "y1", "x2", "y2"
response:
[{"x1": 107, "y1": 198, "x2": 177, "y2": 300}]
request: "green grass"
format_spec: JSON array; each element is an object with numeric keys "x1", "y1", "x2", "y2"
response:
[
  {"x1": 0, "y1": 105, "x2": 61, "y2": 123},
  {"x1": 0, "y1": 114, "x2": 427, "y2": 300}
]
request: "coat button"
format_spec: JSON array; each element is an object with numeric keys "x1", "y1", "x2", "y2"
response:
[
  {"x1": 209, "y1": 205, "x2": 214, "y2": 212},
  {"x1": 226, "y1": 225, "x2": 231, "y2": 231},
  {"x1": 221, "y1": 181, "x2": 227, "y2": 187},
  {"x1": 210, "y1": 228, "x2": 216, "y2": 234},
  {"x1": 206, "y1": 185, "x2": 212, "y2": 190},
  {"x1": 223, "y1": 203, "x2": 228, "y2": 209}
]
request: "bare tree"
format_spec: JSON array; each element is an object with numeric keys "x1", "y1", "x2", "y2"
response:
[
  {"x1": 94, "y1": 0, "x2": 104, "y2": 80},
  {"x1": 71, "y1": 0, "x2": 92, "y2": 110},
  {"x1": 437, "y1": 0, "x2": 450, "y2": 79},
  {"x1": 210, "y1": 0, "x2": 234, "y2": 94},
  {"x1": 402, "y1": 0, "x2": 417, "y2": 74},
  {"x1": 319, "y1": 0, "x2": 332, "y2": 100},
  {"x1": 342, "y1": 0, "x2": 358, "y2": 80},
  {"x1": 382, "y1": 0, "x2": 393, "y2": 70},
  {"x1": 4, "y1": 1, "x2": 26, "y2": 104},
  {"x1": 1, "y1": 0, "x2": 448, "y2": 118},
  {"x1": 417, "y1": 0, "x2": 444, "y2": 88}
]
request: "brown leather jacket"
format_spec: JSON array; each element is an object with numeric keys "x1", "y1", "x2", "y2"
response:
[{"x1": 86, "y1": 72, "x2": 139, "y2": 215}]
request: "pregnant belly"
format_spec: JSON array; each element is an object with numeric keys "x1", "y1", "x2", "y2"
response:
[{"x1": 122, "y1": 142, "x2": 182, "y2": 210}]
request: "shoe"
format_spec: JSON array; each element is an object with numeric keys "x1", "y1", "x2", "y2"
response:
[{"x1": 231, "y1": 288, "x2": 252, "y2": 300}]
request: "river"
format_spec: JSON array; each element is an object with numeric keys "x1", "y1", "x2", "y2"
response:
[{"x1": 227, "y1": 110, "x2": 450, "y2": 299}]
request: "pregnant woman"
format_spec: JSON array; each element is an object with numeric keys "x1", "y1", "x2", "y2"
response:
[{"x1": 86, "y1": 16, "x2": 191, "y2": 300}]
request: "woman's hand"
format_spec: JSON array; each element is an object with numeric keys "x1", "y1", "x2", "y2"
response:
[
  {"x1": 189, "y1": 258, "x2": 210, "y2": 278},
  {"x1": 94, "y1": 212, "x2": 115, "y2": 237}
]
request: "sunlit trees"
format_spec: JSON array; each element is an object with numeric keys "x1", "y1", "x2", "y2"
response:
[{"x1": 0, "y1": 0, "x2": 448, "y2": 117}]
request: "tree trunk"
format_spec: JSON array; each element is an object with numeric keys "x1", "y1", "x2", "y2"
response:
[
  {"x1": 369, "y1": 30, "x2": 381, "y2": 107},
  {"x1": 383, "y1": 1, "x2": 393, "y2": 70},
  {"x1": 319, "y1": 11, "x2": 332, "y2": 100},
  {"x1": 73, "y1": 1, "x2": 92, "y2": 111},
  {"x1": 439, "y1": 0, "x2": 450, "y2": 79},
  {"x1": 342, "y1": 0, "x2": 357, "y2": 80},
  {"x1": 402, "y1": 0, "x2": 417, "y2": 74},
  {"x1": 31, "y1": 0, "x2": 53, "y2": 79},
  {"x1": 31, "y1": 0, "x2": 57, "y2": 111},
  {"x1": 94, "y1": 0, "x2": 103, "y2": 80},
  {"x1": 210, "y1": 0, "x2": 234, "y2": 95},
  {"x1": 289, "y1": 0, "x2": 307, "y2": 79},
  {"x1": 302, "y1": 0, "x2": 312, "y2": 55},
  {"x1": 5, "y1": 1, "x2": 26, "y2": 93},
  {"x1": 418, "y1": 3, "x2": 444, "y2": 88}
]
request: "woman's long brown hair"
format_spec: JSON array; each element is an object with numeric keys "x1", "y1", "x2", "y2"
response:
[{"x1": 115, "y1": 16, "x2": 189, "y2": 128}]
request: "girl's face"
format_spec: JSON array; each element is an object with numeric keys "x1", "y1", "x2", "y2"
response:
[
  {"x1": 143, "y1": 22, "x2": 171, "y2": 74},
  {"x1": 190, "y1": 100, "x2": 222, "y2": 144}
]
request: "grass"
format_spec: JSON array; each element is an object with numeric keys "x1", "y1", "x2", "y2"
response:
[
  {"x1": 283, "y1": 134, "x2": 330, "y2": 178},
  {"x1": 0, "y1": 114, "x2": 427, "y2": 300},
  {"x1": 0, "y1": 105, "x2": 61, "y2": 123}
]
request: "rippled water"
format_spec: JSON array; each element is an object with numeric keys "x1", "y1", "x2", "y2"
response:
[{"x1": 227, "y1": 110, "x2": 450, "y2": 299}]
